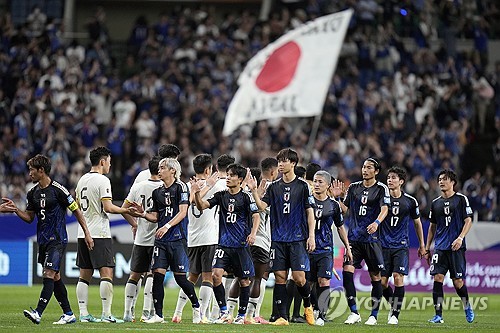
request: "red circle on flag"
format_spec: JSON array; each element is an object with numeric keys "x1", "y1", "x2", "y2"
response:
[{"x1": 255, "y1": 41, "x2": 301, "y2": 93}]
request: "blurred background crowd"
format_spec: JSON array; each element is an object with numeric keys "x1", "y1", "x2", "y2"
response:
[{"x1": 0, "y1": 0, "x2": 498, "y2": 221}]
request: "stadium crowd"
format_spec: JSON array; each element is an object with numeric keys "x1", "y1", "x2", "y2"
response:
[{"x1": 0, "y1": 0, "x2": 498, "y2": 221}]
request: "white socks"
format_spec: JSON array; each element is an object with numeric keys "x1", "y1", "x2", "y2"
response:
[
  {"x1": 100, "y1": 279, "x2": 114, "y2": 317},
  {"x1": 255, "y1": 279, "x2": 267, "y2": 317},
  {"x1": 76, "y1": 280, "x2": 89, "y2": 316}
]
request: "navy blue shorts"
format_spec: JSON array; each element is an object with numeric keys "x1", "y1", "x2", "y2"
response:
[
  {"x1": 308, "y1": 252, "x2": 333, "y2": 281},
  {"x1": 344, "y1": 241, "x2": 384, "y2": 272},
  {"x1": 382, "y1": 247, "x2": 409, "y2": 277},
  {"x1": 38, "y1": 241, "x2": 66, "y2": 272},
  {"x1": 212, "y1": 246, "x2": 255, "y2": 278},
  {"x1": 270, "y1": 241, "x2": 310, "y2": 272},
  {"x1": 430, "y1": 249, "x2": 467, "y2": 279},
  {"x1": 151, "y1": 239, "x2": 189, "y2": 273}
]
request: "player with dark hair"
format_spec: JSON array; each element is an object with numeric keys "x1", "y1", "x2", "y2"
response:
[
  {"x1": 305, "y1": 163, "x2": 321, "y2": 184},
  {"x1": 425, "y1": 169, "x2": 475, "y2": 324},
  {"x1": 192, "y1": 163, "x2": 260, "y2": 324},
  {"x1": 309, "y1": 170, "x2": 351, "y2": 326},
  {"x1": 380, "y1": 166, "x2": 426, "y2": 325},
  {"x1": 133, "y1": 144, "x2": 181, "y2": 184},
  {"x1": 248, "y1": 148, "x2": 316, "y2": 326},
  {"x1": 294, "y1": 165, "x2": 306, "y2": 179},
  {"x1": 121, "y1": 156, "x2": 163, "y2": 322},
  {"x1": 1, "y1": 155, "x2": 93, "y2": 325},
  {"x1": 76, "y1": 146, "x2": 136, "y2": 323},
  {"x1": 171, "y1": 153, "x2": 225, "y2": 323},
  {"x1": 139, "y1": 158, "x2": 201, "y2": 324},
  {"x1": 332, "y1": 157, "x2": 390, "y2": 325}
]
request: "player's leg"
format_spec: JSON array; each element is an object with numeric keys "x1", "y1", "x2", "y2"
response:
[
  {"x1": 388, "y1": 248, "x2": 409, "y2": 324},
  {"x1": 171, "y1": 240, "x2": 200, "y2": 323},
  {"x1": 141, "y1": 272, "x2": 154, "y2": 321},
  {"x1": 75, "y1": 238, "x2": 96, "y2": 322},
  {"x1": 290, "y1": 241, "x2": 314, "y2": 325},
  {"x1": 145, "y1": 245, "x2": 168, "y2": 323},
  {"x1": 198, "y1": 245, "x2": 216, "y2": 322},
  {"x1": 343, "y1": 242, "x2": 362, "y2": 324},
  {"x1": 124, "y1": 271, "x2": 142, "y2": 321},
  {"x1": 270, "y1": 242, "x2": 290, "y2": 325},
  {"x1": 451, "y1": 249, "x2": 474, "y2": 323},
  {"x1": 212, "y1": 247, "x2": 232, "y2": 323},
  {"x1": 364, "y1": 242, "x2": 385, "y2": 325},
  {"x1": 24, "y1": 244, "x2": 55, "y2": 324},
  {"x1": 227, "y1": 277, "x2": 239, "y2": 316},
  {"x1": 381, "y1": 247, "x2": 394, "y2": 316},
  {"x1": 52, "y1": 271, "x2": 77, "y2": 324},
  {"x1": 429, "y1": 250, "x2": 447, "y2": 323},
  {"x1": 231, "y1": 247, "x2": 254, "y2": 324},
  {"x1": 254, "y1": 271, "x2": 269, "y2": 323},
  {"x1": 96, "y1": 238, "x2": 118, "y2": 322},
  {"x1": 246, "y1": 246, "x2": 269, "y2": 323},
  {"x1": 314, "y1": 252, "x2": 333, "y2": 326}
]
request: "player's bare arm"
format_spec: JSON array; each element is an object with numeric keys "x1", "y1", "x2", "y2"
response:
[
  {"x1": 451, "y1": 217, "x2": 472, "y2": 251},
  {"x1": 306, "y1": 207, "x2": 316, "y2": 253},
  {"x1": 367, "y1": 205, "x2": 388, "y2": 235},
  {"x1": 190, "y1": 179, "x2": 210, "y2": 210},
  {"x1": 73, "y1": 208, "x2": 94, "y2": 250},
  {"x1": 247, "y1": 213, "x2": 260, "y2": 246},
  {"x1": 1, "y1": 197, "x2": 35, "y2": 223},
  {"x1": 413, "y1": 217, "x2": 427, "y2": 258},
  {"x1": 246, "y1": 175, "x2": 268, "y2": 211}
]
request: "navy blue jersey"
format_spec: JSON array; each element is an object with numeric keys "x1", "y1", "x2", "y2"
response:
[
  {"x1": 343, "y1": 181, "x2": 390, "y2": 243},
  {"x1": 380, "y1": 192, "x2": 420, "y2": 249},
  {"x1": 151, "y1": 180, "x2": 189, "y2": 244},
  {"x1": 208, "y1": 189, "x2": 259, "y2": 248},
  {"x1": 262, "y1": 177, "x2": 314, "y2": 242},
  {"x1": 26, "y1": 181, "x2": 77, "y2": 245},
  {"x1": 312, "y1": 197, "x2": 343, "y2": 254},
  {"x1": 429, "y1": 193, "x2": 473, "y2": 251}
]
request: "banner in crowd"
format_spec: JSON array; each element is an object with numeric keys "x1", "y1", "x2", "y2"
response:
[
  {"x1": 331, "y1": 249, "x2": 500, "y2": 294},
  {"x1": 223, "y1": 9, "x2": 353, "y2": 136}
]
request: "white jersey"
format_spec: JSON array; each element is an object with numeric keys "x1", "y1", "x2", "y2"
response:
[
  {"x1": 133, "y1": 169, "x2": 151, "y2": 185},
  {"x1": 254, "y1": 181, "x2": 271, "y2": 251},
  {"x1": 76, "y1": 172, "x2": 112, "y2": 239},
  {"x1": 187, "y1": 178, "x2": 226, "y2": 247},
  {"x1": 125, "y1": 179, "x2": 163, "y2": 246}
]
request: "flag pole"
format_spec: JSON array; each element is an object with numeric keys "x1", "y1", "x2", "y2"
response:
[{"x1": 303, "y1": 114, "x2": 322, "y2": 164}]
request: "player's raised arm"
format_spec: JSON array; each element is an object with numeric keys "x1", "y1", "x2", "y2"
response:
[
  {"x1": 190, "y1": 178, "x2": 210, "y2": 211},
  {"x1": 1, "y1": 197, "x2": 35, "y2": 223},
  {"x1": 245, "y1": 171, "x2": 268, "y2": 211}
]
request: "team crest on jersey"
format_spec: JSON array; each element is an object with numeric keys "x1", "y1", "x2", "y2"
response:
[
  {"x1": 392, "y1": 206, "x2": 399, "y2": 215},
  {"x1": 228, "y1": 203, "x2": 234, "y2": 212},
  {"x1": 165, "y1": 193, "x2": 171, "y2": 205},
  {"x1": 361, "y1": 195, "x2": 368, "y2": 204},
  {"x1": 284, "y1": 192, "x2": 290, "y2": 201},
  {"x1": 444, "y1": 206, "x2": 450, "y2": 215},
  {"x1": 315, "y1": 209, "x2": 323, "y2": 219}
]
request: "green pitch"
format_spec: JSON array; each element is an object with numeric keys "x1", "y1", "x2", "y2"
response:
[{"x1": 0, "y1": 285, "x2": 497, "y2": 332}]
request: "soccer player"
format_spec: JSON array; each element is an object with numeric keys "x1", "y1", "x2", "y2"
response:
[
  {"x1": 248, "y1": 148, "x2": 316, "y2": 326},
  {"x1": 424, "y1": 169, "x2": 475, "y2": 324},
  {"x1": 171, "y1": 153, "x2": 225, "y2": 323},
  {"x1": 380, "y1": 166, "x2": 426, "y2": 325},
  {"x1": 333, "y1": 157, "x2": 390, "y2": 325},
  {"x1": 0, "y1": 154, "x2": 93, "y2": 325},
  {"x1": 309, "y1": 170, "x2": 352, "y2": 326},
  {"x1": 245, "y1": 158, "x2": 278, "y2": 324},
  {"x1": 132, "y1": 144, "x2": 180, "y2": 185},
  {"x1": 140, "y1": 158, "x2": 201, "y2": 324},
  {"x1": 191, "y1": 163, "x2": 260, "y2": 324},
  {"x1": 75, "y1": 146, "x2": 136, "y2": 323},
  {"x1": 121, "y1": 156, "x2": 163, "y2": 322}
]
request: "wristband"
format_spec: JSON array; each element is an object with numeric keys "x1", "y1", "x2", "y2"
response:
[
  {"x1": 457, "y1": 236, "x2": 463, "y2": 241},
  {"x1": 165, "y1": 223, "x2": 171, "y2": 230},
  {"x1": 374, "y1": 219, "x2": 381, "y2": 225}
]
